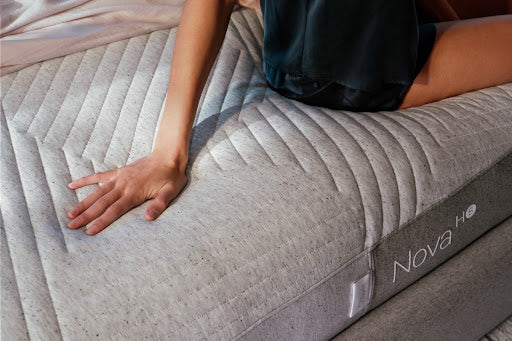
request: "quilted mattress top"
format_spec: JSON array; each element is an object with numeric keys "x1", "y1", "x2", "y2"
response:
[{"x1": 1, "y1": 9, "x2": 512, "y2": 340}]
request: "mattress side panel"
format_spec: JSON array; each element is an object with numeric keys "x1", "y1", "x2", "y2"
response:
[
  {"x1": 236, "y1": 252, "x2": 372, "y2": 341},
  {"x1": 334, "y1": 216, "x2": 512, "y2": 341},
  {"x1": 371, "y1": 151, "x2": 512, "y2": 307}
]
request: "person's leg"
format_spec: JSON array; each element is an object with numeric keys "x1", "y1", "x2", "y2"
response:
[
  {"x1": 400, "y1": 15, "x2": 512, "y2": 109},
  {"x1": 447, "y1": 0, "x2": 512, "y2": 19}
]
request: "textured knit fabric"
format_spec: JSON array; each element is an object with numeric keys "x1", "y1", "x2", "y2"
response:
[{"x1": 260, "y1": 0, "x2": 420, "y2": 111}]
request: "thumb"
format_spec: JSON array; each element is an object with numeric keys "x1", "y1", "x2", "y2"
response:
[{"x1": 144, "y1": 183, "x2": 180, "y2": 221}]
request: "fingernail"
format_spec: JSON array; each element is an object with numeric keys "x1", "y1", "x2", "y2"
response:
[
  {"x1": 85, "y1": 225, "x2": 95, "y2": 235},
  {"x1": 67, "y1": 220, "x2": 76, "y2": 229},
  {"x1": 149, "y1": 209, "x2": 158, "y2": 219}
]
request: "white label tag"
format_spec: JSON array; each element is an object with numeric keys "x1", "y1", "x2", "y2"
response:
[{"x1": 349, "y1": 272, "x2": 372, "y2": 318}]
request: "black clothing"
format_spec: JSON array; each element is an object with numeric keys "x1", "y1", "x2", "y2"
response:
[{"x1": 260, "y1": 0, "x2": 436, "y2": 111}]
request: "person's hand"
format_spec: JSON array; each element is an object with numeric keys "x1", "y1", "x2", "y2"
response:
[{"x1": 66, "y1": 152, "x2": 188, "y2": 235}]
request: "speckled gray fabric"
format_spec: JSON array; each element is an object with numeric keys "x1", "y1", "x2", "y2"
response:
[
  {"x1": 1, "y1": 9, "x2": 512, "y2": 340},
  {"x1": 333, "y1": 217, "x2": 512, "y2": 341}
]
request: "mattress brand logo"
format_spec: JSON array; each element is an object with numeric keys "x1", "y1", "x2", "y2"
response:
[
  {"x1": 392, "y1": 204, "x2": 477, "y2": 283},
  {"x1": 456, "y1": 203, "x2": 477, "y2": 227}
]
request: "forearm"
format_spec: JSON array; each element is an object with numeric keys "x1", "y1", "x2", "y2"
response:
[{"x1": 153, "y1": 0, "x2": 236, "y2": 167}]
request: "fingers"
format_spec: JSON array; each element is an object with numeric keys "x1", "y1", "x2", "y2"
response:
[
  {"x1": 145, "y1": 183, "x2": 182, "y2": 221},
  {"x1": 68, "y1": 169, "x2": 117, "y2": 190},
  {"x1": 67, "y1": 181, "x2": 115, "y2": 220},
  {"x1": 67, "y1": 189, "x2": 120, "y2": 229},
  {"x1": 67, "y1": 160, "x2": 188, "y2": 235},
  {"x1": 85, "y1": 197, "x2": 135, "y2": 236}
]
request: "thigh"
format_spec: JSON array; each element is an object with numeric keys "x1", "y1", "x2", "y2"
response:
[
  {"x1": 448, "y1": 0, "x2": 512, "y2": 19},
  {"x1": 400, "y1": 15, "x2": 512, "y2": 109}
]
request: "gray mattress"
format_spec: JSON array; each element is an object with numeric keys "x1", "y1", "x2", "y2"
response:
[{"x1": 1, "y1": 9, "x2": 512, "y2": 340}]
